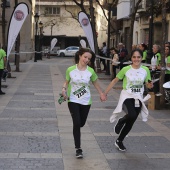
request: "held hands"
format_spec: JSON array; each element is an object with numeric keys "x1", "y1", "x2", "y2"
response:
[{"x1": 100, "y1": 92, "x2": 107, "y2": 102}]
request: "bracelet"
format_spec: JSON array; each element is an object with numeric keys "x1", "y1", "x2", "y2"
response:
[{"x1": 62, "y1": 87, "x2": 66, "y2": 90}]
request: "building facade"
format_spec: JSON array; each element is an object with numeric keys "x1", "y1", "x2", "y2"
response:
[
  {"x1": 111, "y1": 0, "x2": 170, "y2": 52},
  {"x1": 35, "y1": 0, "x2": 108, "y2": 51}
]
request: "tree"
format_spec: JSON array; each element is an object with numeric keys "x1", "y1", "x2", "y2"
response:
[
  {"x1": 128, "y1": 0, "x2": 142, "y2": 55},
  {"x1": 68, "y1": 0, "x2": 101, "y2": 72},
  {"x1": 65, "y1": 0, "x2": 119, "y2": 72},
  {"x1": 15, "y1": 0, "x2": 20, "y2": 72},
  {"x1": 1, "y1": 0, "x2": 6, "y2": 48},
  {"x1": 159, "y1": 0, "x2": 167, "y2": 107}
]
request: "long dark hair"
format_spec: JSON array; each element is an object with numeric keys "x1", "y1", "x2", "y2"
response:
[{"x1": 75, "y1": 48, "x2": 96, "y2": 69}]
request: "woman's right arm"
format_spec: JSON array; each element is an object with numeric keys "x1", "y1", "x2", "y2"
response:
[
  {"x1": 61, "y1": 80, "x2": 69, "y2": 99},
  {"x1": 104, "y1": 77, "x2": 119, "y2": 95}
]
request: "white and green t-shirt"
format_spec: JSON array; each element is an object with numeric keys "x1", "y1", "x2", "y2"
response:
[
  {"x1": 66, "y1": 64, "x2": 98, "y2": 105},
  {"x1": 116, "y1": 65, "x2": 151, "y2": 96}
]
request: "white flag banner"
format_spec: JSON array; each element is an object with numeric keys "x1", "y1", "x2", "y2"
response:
[
  {"x1": 7, "y1": 3, "x2": 29, "y2": 59},
  {"x1": 50, "y1": 38, "x2": 57, "y2": 51},
  {"x1": 78, "y1": 12, "x2": 95, "y2": 53},
  {"x1": 80, "y1": 39, "x2": 86, "y2": 48}
]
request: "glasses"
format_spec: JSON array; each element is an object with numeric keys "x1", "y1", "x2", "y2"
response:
[{"x1": 132, "y1": 56, "x2": 141, "y2": 58}]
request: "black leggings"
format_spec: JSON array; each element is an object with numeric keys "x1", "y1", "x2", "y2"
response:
[
  {"x1": 68, "y1": 102, "x2": 91, "y2": 149},
  {"x1": 117, "y1": 98, "x2": 142, "y2": 141}
]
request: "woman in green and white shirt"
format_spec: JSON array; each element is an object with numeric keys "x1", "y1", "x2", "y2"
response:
[
  {"x1": 104, "y1": 49, "x2": 153, "y2": 152},
  {"x1": 61, "y1": 48, "x2": 106, "y2": 158}
]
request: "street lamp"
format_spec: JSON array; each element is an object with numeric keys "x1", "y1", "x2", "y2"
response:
[
  {"x1": 39, "y1": 21, "x2": 43, "y2": 60},
  {"x1": 39, "y1": 21, "x2": 43, "y2": 34},
  {"x1": 105, "y1": 0, "x2": 113, "y2": 75},
  {"x1": 34, "y1": 12, "x2": 39, "y2": 62},
  {"x1": 50, "y1": 22, "x2": 55, "y2": 41}
]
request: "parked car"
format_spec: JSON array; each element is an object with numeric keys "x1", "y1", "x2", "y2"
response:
[{"x1": 57, "y1": 46, "x2": 79, "y2": 57}]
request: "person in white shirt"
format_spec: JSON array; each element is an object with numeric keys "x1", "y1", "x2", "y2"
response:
[
  {"x1": 104, "y1": 49, "x2": 153, "y2": 151},
  {"x1": 150, "y1": 44, "x2": 161, "y2": 71},
  {"x1": 61, "y1": 48, "x2": 106, "y2": 158}
]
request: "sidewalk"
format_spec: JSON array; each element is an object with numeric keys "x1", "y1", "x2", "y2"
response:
[{"x1": 0, "y1": 57, "x2": 170, "y2": 170}]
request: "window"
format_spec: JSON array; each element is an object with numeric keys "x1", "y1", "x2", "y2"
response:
[{"x1": 45, "y1": 7, "x2": 60, "y2": 15}]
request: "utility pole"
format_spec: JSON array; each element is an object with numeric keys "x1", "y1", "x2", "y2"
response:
[
  {"x1": 105, "y1": 2, "x2": 112, "y2": 75},
  {"x1": 159, "y1": 0, "x2": 167, "y2": 107},
  {"x1": 15, "y1": 0, "x2": 20, "y2": 72},
  {"x1": 2, "y1": 0, "x2": 6, "y2": 48},
  {"x1": 147, "y1": 0, "x2": 154, "y2": 64}
]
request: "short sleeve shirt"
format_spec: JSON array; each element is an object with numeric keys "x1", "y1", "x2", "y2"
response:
[
  {"x1": 116, "y1": 65, "x2": 151, "y2": 96},
  {"x1": 66, "y1": 64, "x2": 98, "y2": 105},
  {"x1": 0, "y1": 49, "x2": 6, "y2": 69}
]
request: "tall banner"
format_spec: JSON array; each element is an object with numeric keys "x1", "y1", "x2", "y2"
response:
[
  {"x1": 50, "y1": 38, "x2": 57, "y2": 51},
  {"x1": 78, "y1": 12, "x2": 95, "y2": 53},
  {"x1": 7, "y1": 3, "x2": 29, "y2": 59}
]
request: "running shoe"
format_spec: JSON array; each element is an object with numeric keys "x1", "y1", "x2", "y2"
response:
[
  {"x1": 76, "y1": 148, "x2": 83, "y2": 158},
  {"x1": 115, "y1": 140, "x2": 126, "y2": 151}
]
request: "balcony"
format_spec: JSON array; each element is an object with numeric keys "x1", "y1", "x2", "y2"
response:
[{"x1": 137, "y1": 0, "x2": 146, "y2": 13}]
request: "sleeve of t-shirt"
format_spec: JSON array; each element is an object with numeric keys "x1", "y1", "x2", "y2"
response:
[
  {"x1": 167, "y1": 56, "x2": 170, "y2": 63},
  {"x1": 116, "y1": 67, "x2": 126, "y2": 80},
  {"x1": 66, "y1": 68, "x2": 70, "y2": 81},
  {"x1": 90, "y1": 69, "x2": 98, "y2": 82},
  {"x1": 157, "y1": 53, "x2": 161, "y2": 65},
  {"x1": 2, "y1": 50, "x2": 6, "y2": 58},
  {"x1": 144, "y1": 67, "x2": 151, "y2": 82}
]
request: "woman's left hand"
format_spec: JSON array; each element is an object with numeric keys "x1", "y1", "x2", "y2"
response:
[{"x1": 100, "y1": 92, "x2": 107, "y2": 101}]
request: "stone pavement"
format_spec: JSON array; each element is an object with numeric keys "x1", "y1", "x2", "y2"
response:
[{"x1": 0, "y1": 57, "x2": 170, "y2": 170}]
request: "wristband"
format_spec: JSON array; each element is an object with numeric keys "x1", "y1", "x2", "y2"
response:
[{"x1": 62, "y1": 87, "x2": 66, "y2": 90}]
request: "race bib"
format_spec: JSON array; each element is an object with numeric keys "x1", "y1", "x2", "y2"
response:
[
  {"x1": 127, "y1": 85, "x2": 143, "y2": 94},
  {"x1": 73, "y1": 86, "x2": 87, "y2": 99}
]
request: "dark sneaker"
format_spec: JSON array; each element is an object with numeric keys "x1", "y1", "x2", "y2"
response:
[
  {"x1": 76, "y1": 149, "x2": 83, "y2": 158},
  {"x1": 114, "y1": 117, "x2": 125, "y2": 134},
  {"x1": 115, "y1": 140, "x2": 126, "y2": 151}
]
